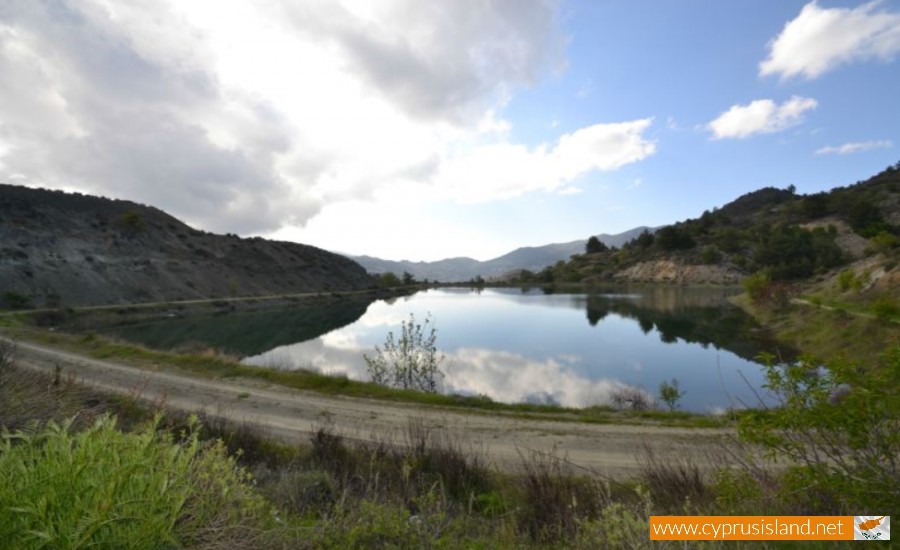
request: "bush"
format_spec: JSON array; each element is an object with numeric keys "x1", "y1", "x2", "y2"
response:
[
  {"x1": 870, "y1": 296, "x2": 899, "y2": 322},
  {"x1": 700, "y1": 246, "x2": 721, "y2": 264},
  {"x1": 377, "y1": 272, "x2": 402, "y2": 288},
  {"x1": 743, "y1": 271, "x2": 797, "y2": 310},
  {"x1": 655, "y1": 225, "x2": 696, "y2": 251},
  {"x1": 117, "y1": 210, "x2": 145, "y2": 233},
  {"x1": 2, "y1": 291, "x2": 31, "y2": 310},
  {"x1": 0, "y1": 415, "x2": 271, "y2": 548},
  {"x1": 868, "y1": 230, "x2": 900, "y2": 253},
  {"x1": 364, "y1": 313, "x2": 445, "y2": 393},
  {"x1": 738, "y1": 347, "x2": 900, "y2": 512},
  {"x1": 836, "y1": 269, "x2": 859, "y2": 291},
  {"x1": 610, "y1": 384, "x2": 653, "y2": 411}
]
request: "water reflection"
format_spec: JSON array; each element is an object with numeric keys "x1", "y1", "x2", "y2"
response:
[
  {"x1": 242, "y1": 288, "x2": 789, "y2": 412},
  {"x1": 104, "y1": 296, "x2": 375, "y2": 356}
]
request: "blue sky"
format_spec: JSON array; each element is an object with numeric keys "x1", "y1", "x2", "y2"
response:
[{"x1": 1, "y1": 1, "x2": 898, "y2": 261}]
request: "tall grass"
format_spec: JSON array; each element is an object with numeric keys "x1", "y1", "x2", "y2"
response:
[{"x1": 0, "y1": 415, "x2": 273, "y2": 549}]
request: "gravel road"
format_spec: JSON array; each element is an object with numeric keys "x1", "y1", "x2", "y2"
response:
[{"x1": 12, "y1": 339, "x2": 735, "y2": 477}]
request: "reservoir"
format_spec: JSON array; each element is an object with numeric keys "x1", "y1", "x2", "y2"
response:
[{"x1": 108, "y1": 287, "x2": 788, "y2": 412}]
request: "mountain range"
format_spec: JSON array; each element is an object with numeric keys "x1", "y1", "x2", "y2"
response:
[{"x1": 350, "y1": 226, "x2": 654, "y2": 282}]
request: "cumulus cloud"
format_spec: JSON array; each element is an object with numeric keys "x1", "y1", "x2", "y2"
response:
[
  {"x1": 2, "y1": 0, "x2": 624, "y2": 241},
  {"x1": 707, "y1": 96, "x2": 817, "y2": 140},
  {"x1": 276, "y1": 0, "x2": 565, "y2": 123},
  {"x1": 0, "y1": 0, "x2": 659, "y2": 258},
  {"x1": 815, "y1": 139, "x2": 893, "y2": 155},
  {"x1": 0, "y1": 1, "x2": 306, "y2": 233},
  {"x1": 761, "y1": 1, "x2": 900, "y2": 79},
  {"x1": 434, "y1": 119, "x2": 656, "y2": 202}
]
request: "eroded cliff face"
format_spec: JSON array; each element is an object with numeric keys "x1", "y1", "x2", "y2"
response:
[
  {"x1": 0, "y1": 184, "x2": 376, "y2": 307},
  {"x1": 614, "y1": 260, "x2": 744, "y2": 285}
]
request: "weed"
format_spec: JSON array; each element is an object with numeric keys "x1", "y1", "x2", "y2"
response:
[
  {"x1": 637, "y1": 444, "x2": 709, "y2": 510},
  {"x1": 517, "y1": 447, "x2": 603, "y2": 542}
]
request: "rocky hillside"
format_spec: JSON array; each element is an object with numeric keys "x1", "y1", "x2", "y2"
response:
[
  {"x1": 525, "y1": 162, "x2": 900, "y2": 286},
  {"x1": 0, "y1": 185, "x2": 376, "y2": 307}
]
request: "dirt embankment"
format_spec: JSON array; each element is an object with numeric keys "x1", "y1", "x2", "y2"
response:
[
  {"x1": 9, "y1": 338, "x2": 735, "y2": 478},
  {"x1": 615, "y1": 260, "x2": 744, "y2": 285},
  {"x1": 0, "y1": 184, "x2": 375, "y2": 308}
]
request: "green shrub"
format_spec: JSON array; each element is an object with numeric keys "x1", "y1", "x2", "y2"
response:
[
  {"x1": 870, "y1": 296, "x2": 900, "y2": 322},
  {"x1": 0, "y1": 415, "x2": 271, "y2": 549},
  {"x1": 658, "y1": 378, "x2": 684, "y2": 411},
  {"x1": 738, "y1": 347, "x2": 900, "y2": 512},
  {"x1": 2, "y1": 291, "x2": 31, "y2": 310},
  {"x1": 868, "y1": 231, "x2": 899, "y2": 253},
  {"x1": 837, "y1": 269, "x2": 856, "y2": 291},
  {"x1": 713, "y1": 469, "x2": 767, "y2": 514},
  {"x1": 117, "y1": 210, "x2": 145, "y2": 233},
  {"x1": 700, "y1": 246, "x2": 721, "y2": 264},
  {"x1": 364, "y1": 313, "x2": 445, "y2": 393}
]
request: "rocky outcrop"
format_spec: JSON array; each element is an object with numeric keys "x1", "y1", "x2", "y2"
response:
[
  {"x1": 0, "y1": 184, "x2": 376, "y2": 307},
  {"x1": 800, "y1": 218, "x2": 869, "y2": 260},
  {"x1": 614, "y1": 260, "x2": 744, "y2": 285}
]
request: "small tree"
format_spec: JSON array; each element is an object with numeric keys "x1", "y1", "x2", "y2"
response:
[
  {"x1": 378, "y1": 272, "x2": 402, "y2": 288},
  {"x1": 658, "y1": 378, "x2": 684, "y2": 411},
  {"x1": 402, "y1": 271, "x2": 416, "y2": 286},
  {"x1": 585, "y1": 236, "x2": 607, "y2": 254},
  {"x1": 364, "y1": 313, "x2": 445, "y2": 393}
]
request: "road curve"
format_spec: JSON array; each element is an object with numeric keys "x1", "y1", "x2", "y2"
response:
[{"x1": 10, "y1": 338, "x2": 734, "y2": 477}]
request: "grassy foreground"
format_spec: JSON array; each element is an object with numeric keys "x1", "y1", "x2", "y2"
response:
[{"x1": 1, "y1": 331, "x2": 897, "y2": 548}]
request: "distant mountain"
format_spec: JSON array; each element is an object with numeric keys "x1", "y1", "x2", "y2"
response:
[
  {"x1": 351, "y1": 227, "x2": 655, "y2": 282},
  {"x1": 0, "y1": 184, "x2": 376, "y2": 307}
]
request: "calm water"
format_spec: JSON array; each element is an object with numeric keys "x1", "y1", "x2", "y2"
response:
[
  {"x1": 107, "y1": 287, "x2": 789, "y2": 412},
  {"x1": 246, "y1": 287, "x2": 790, "y2": 412}
]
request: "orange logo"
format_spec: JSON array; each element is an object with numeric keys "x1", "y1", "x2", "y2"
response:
[{"x1": 858, "y1": 517, "x2": 885, "y2": 531}]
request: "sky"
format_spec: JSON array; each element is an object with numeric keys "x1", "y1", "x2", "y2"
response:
[{"x1": 1, "y1": 1, "x2": 899, "y2": 262}]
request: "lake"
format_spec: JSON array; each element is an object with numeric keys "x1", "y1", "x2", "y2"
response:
[{"x1": 106, "y1": 287, "x2": 789, "y2": 412}]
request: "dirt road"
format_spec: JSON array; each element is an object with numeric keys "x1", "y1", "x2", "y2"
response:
[{"x1": 12, "y1": 339, "x2": 735, "y2": 477}]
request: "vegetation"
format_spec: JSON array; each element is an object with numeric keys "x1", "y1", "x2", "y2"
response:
[
  {"x1": 364, "y1": 313, "x2": 445, "y2": 393},
  {"x1": 585, "y1": 235, "x2": 607, "y2": 254},
  {"x1": 117, "y1": 209, "x2": 146, "y2": 234},
  {"x1": 514, "y1": 162, "x2": 899, "y2": 288},
  {"x1": 2, "y1": 319, "x2": 898, "y2": 548},
  {"x1": 0, "y1": 416, "x2": 271, "y2": 549},
  {"x1": 738, "y1": 346, "x2": 900, "y2": 512},
  {"x1": 658, "y1": 379, "x2": 684, "y2": 412},
  {"x1": 2, "y1": 291, "x2": 31, "y2": 310}
]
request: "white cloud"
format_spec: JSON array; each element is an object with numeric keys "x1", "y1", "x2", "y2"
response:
[
  {"x1": 707, "y1": 96, "x2": 818, "y2": 140},
  {"x1": 815, "y1": 139, "x2": 893, "y2": 155},
  {"x1": 2, "y1": 0, "x2": 628, "y2": 242},
  {"x1": 761, "y1": 1, "x2": 900, "y2": 79},
  {"x1": 434, "y1": 119, "x2": 655, "y2": 203}
]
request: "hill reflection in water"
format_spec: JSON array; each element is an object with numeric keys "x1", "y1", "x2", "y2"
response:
[{"x1": 240, "y1": 288, "x2": 789, "y2": 412}]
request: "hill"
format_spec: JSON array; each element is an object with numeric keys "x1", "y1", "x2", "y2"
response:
[
  {"x1": 0, "y1": 184, "x2": 376, "y2": 308},
  {"x1": 352, "y1": 226, "x2": 654, "y2": 282},
  {"x1": 525, "y1": 162, "x2": 900, "y2": 287}
]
